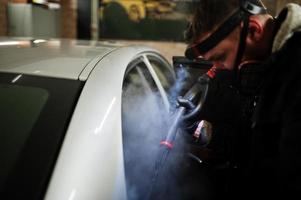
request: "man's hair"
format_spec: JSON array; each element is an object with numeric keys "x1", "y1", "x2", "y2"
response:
[{"x1": 185, "y1": 0, "x2": 266, "y2": 43}]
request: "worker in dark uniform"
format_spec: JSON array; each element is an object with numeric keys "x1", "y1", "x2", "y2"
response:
[{"x1": 184, "y1": 0, "x2": 301, "y2": 199}]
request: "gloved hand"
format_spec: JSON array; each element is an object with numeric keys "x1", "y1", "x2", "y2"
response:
[{"x1": 180, "y1": 68, "x2": 243, "y2": 164}]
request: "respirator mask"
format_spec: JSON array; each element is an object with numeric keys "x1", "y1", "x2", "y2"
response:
[{"x1": 183, "y1": 0, "x2": 267, "y2": 105}]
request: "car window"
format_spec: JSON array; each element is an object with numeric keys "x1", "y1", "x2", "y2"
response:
[
  {"x1": 0, "y1": 84, "x2": 49, "y2": 194},
  {"x1": 122, "y1": 56, "x2": 173, "y2": 199},
  {"x1": 0, "y1": 73, "x2": 84, "y2": 200}
]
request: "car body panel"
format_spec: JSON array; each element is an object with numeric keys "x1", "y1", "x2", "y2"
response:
[
  {"x1": 0, "y1": 38, "x2": 174, "y2": 200},
  {"x1": 78, "y1": 44, "x2": 149, "y2": 81},
  {"x1": 0, "y1": 38, "x2": 120, "y2": 80},
  {"x1": 44, "y1": 45, "x2": 170, "y2": 200}
]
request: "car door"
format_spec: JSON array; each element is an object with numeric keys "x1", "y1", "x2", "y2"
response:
[{"x1": 122, "y1": 53, "x2": 176, "y2": 199}]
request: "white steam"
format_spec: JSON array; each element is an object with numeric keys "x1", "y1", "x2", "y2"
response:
[{"x1": 122, "y1": 66, "x2": 207, "y2": 200}]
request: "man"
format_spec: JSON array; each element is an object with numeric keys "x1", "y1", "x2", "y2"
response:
[{"x1": 185, "y1": 0, "x2": 301, "y2": 199}]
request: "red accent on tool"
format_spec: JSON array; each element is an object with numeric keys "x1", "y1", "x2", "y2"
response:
[
  {"x1": 206, "y1": 66, "x2": 217, "y2": 78},
  {"x1": 160, "y1": 141, "x2": 173, "y2": 149}
]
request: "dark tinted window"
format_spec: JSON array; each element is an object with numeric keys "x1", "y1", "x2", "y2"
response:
[
  {"x1": 0, "y1": 84, "x2": 49, "y2": 193},
  {"x1": 0, "y1": 73, "x2": 84, "y2": 200}
]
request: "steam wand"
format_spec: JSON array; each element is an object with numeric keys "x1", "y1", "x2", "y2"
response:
[{"x1": 147, "y1": 70, "x2": 214, "y2": 199}]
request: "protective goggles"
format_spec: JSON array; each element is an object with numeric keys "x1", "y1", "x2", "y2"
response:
[{"x1": 185, "y1": 1, "x2": 267, "y2": 60}]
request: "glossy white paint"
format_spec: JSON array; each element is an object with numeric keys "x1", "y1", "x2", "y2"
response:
[
  {"x1": 0, "y1": 38, "x2": 119, "y2": 80},
  {"x1": 44, "y1": 45, "x2": 167, "y2": 200},
  {"x1": 0, "y1": 38, "x2": 173, "y2": 200}
]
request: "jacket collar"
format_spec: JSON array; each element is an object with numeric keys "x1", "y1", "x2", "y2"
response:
[{"x1": 273, "y1": 3, "x2": 301, "y2": 52}]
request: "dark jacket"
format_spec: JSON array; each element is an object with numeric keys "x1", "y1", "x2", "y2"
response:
[
  {"x1": 184, "y1": 4, "x2": 301, "y2": 200},
  {"x1": 239, "y1": 4, "x2": 301, "y2": 199}
]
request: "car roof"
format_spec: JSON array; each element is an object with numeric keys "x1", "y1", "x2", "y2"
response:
[{"x1": 0, "y1": 38, "x2": 126, "y2": 80}]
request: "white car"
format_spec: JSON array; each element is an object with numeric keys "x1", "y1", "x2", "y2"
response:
[{"x1": 0, "y1": 38, "x2": 177, "y2": 200}]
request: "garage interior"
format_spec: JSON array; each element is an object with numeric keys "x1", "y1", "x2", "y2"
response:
[
  {"x1": 1, "y1": 0, "x2": 300, "y2": 63},
  {"x1": 1, "y1": 0, "x2": 301, "y2": 199}
]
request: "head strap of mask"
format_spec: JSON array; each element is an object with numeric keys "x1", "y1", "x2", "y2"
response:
[{"x1": 185, "y1": 0, "x2": 267, "y2": 61}]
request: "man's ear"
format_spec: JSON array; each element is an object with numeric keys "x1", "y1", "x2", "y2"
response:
[{"x1": 246, "y1": 17, "x2": 264, "y2": 44}]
